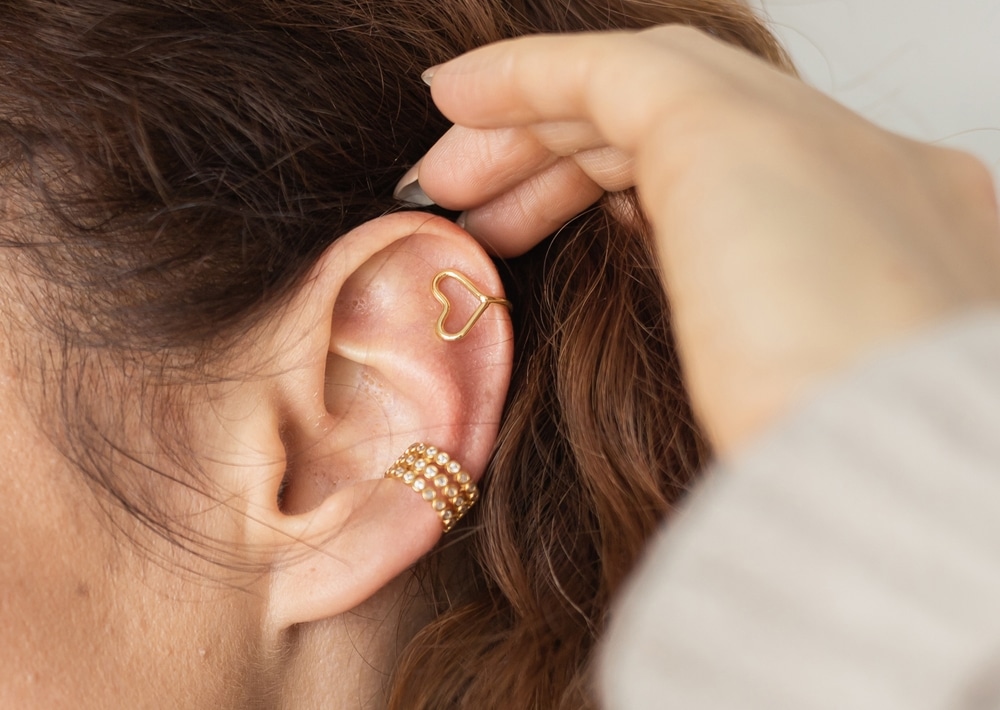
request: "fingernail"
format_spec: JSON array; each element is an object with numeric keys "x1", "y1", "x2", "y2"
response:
[
  {"x1": 455, "y1": 212, "x2": 467, "y2": 230},
  {"x1": 395, "y1": 178, "x2": 435, "y2": 207},
  {"x1": 421, "y1": 64, "x2": 441, "y2": 86},
  {"x1": 394, "y1": 165, "x2": 436, "y2": 207}
]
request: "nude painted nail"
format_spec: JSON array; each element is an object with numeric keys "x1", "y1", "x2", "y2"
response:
[
  {"x1": 394, "y1": 178, "x2": 435, "y2": 207},
  {"x1": 421, "y1": 65, "x2": 441, "y2": 86},
  {"x1": 393, "y1": 165, "x2": 436, "y2": 207}
]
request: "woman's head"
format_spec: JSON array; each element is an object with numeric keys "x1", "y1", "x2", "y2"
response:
[{"x1": 0, "y1": 1, "x2": 789, "y2": 707}]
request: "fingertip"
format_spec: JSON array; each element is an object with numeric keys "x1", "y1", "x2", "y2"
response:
[
  {"x1": 458, "y1": 161, "x2": 605, "y2": 257},
  {"x1": 458, "y1": 207, "x2": 558, "y2": 259}
]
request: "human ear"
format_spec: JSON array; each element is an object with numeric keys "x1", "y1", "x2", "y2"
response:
[{"x1": 213, "y1": 212, "x2": 512, "y2": 632}]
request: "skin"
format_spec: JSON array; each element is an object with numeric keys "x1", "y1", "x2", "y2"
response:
[
  {"x1": 0, "y1": 308, "x2": 361, "y2": 709},
  {"x1": 0, "y1": 315, "x2": 259, "y2": 706},
  {"x1": 0, "y1": 360, "x2": 428, "y2": 708},
  {"x1": 3, "y1": 22, "x2": 998, "y2": 709}
]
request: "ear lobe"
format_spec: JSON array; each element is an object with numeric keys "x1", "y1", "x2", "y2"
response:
[{"x1": 251, "y1": 213, "x2": 512, "y2": 632}]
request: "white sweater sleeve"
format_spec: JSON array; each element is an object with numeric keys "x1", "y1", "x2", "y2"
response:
[{"x1": 599, "y1": 311, "x2": 1000, "y2": 710}]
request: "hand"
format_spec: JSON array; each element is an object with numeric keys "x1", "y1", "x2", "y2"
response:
[{"x1": 404, "y1": 26, "x2": 1000, "y2": 455}]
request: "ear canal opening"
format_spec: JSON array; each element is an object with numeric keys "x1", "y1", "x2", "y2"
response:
[{"x1": 275, "y1": 469, "x2": 292, "y2": 512}]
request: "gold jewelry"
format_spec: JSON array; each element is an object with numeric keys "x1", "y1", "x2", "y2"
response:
[
  {"x1": 384, "y1": 443, "x2": 480, "y2": 532},
  {"x1": 432, "y1": 269, "x2": 512, "y2": 342}
]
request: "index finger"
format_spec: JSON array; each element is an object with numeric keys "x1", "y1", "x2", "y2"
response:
[{"x1": 425, "y1": 27, "x2": 711, "y2": 153}]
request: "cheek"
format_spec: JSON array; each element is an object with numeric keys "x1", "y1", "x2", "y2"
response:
[
  {"x1": 0, "y1": 404, "x2": 119, "y2": 705},
  {"x1": 0, "y1": 389, "x2": 263, "y2": 709}
]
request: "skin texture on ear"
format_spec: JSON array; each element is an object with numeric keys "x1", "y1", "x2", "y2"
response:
[{"x1": 211, "y1": 212, "x2": 513, "y2": 634}]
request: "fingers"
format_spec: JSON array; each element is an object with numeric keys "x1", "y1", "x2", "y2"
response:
[
  {"x1": 405, "y1": 26, "x2": 786, "y2": 256},
  {"x1": 402, "y1": 26, "x2": 749, "y2": 255},
  {"x1": 425, "y1": 26, "x2": 748, "y2": 151},
  {"x1": 458, "y1": 158, "x2": 605, "y2": 256},
  {"x1": 404, "y1": 123, "x2": 630, "y2": 255},
  {"x1": 528, "y1": 121, "x2": 608, "y2": 155},
  {"x1": 424, "y1": 34, "x2": 611, "y2": 126},
  {"x1": 413, "y1": 123, "x2": 632, "y2": 208},
  {"x1": 414, "y1": 125, "x2": 560, "y2": 210},
  {"x1": 571, "y1": 146, "x2": 634, "y2": 192},
  {"x1": 425, "y1": 30, "x2": 667, "y2": 145}
]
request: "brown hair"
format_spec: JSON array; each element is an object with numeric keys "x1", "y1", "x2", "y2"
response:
[{"x1": 0, "y1": 1, "x2": 792, "y2": 707}]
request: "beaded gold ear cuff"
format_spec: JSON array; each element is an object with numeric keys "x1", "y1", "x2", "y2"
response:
[
  {"x1": 384, "y1": 443, "x2": 480, "y2": 533},
  {"x1": 432, "y1": 269, "x2": 512, "y2": 342}
]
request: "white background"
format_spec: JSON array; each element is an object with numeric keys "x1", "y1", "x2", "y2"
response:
[{"x1": 753, "y1": 0, "x2": 1000, "y2": 175}]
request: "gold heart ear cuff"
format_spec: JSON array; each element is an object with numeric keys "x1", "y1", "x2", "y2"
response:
[
  {"x1": 384, "y1": 443, "x2": 479, "y2": 533},
  {"x1": 432, "y1": 270, "x2": 512, "y2": 342}
]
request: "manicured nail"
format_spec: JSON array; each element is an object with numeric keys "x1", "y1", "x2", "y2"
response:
[
  {"x1": 421, "y1": 65, "x2": 441, "y2": 86},
  {"x1": 394, "y1": 168, "x2": 435, "y2": 207},
  {"x1": 455, "y1": 212, "x2": 468, "y2": 230}
]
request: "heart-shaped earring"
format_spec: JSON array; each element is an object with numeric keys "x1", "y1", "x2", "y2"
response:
[{"x1": 432, "y1": 270, "x2": 512, "y2": 342}]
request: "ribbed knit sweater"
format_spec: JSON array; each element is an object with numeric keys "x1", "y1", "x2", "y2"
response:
[{"x1": 601, "y1": 311, "x2": 1000, "y2": 710}]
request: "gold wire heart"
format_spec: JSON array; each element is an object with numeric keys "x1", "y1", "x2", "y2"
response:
[{"x1": 432, "y1": 270, "x2": 512, "y2": 342}]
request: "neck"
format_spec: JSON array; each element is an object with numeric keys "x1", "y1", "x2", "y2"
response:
[{"x1": 274, "y1": 573, "x2": 433, "y2": 710}]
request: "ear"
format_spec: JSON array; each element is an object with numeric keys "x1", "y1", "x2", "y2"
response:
[{"x1": 214, "y1": 212, "x2": 512, "y2": 632}]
